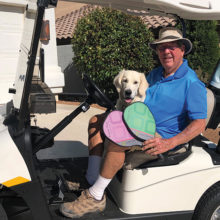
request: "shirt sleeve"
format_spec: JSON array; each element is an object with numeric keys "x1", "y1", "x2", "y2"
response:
[{"x1": 186, "y1": 81, "x2": 207, "y2": 120}]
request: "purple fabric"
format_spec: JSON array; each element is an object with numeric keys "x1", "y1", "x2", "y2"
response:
[{"x1": 103, "y1": 111, "x2": 142, "y2": 147}]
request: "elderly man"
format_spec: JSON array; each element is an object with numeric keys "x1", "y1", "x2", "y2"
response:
[{"x1": 60, "y1": 27, "x2": 207, "y2": 218}]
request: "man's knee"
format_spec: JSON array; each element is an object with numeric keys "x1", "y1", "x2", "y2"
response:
[
  {"x1": 88, "y1": 113, "x2": 107, "y2": 131},
  {"x1": 89, "y1": 114, "x2": 99, "y2": 125},
  {"x1": 88, "y1": 113, "x2": 108, "y2": 155},
  {"x1": 105, "y1": 140, "x2": 130, "y2": 153}
]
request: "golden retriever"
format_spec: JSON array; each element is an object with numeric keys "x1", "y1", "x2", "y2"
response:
[{"x1": 113, "y1": 69, "x2": 148, "y2": 111}]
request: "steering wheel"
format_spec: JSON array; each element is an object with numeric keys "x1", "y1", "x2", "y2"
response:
[{"x1": 82, "y1": 74, "x2": 115, "y2": 110}]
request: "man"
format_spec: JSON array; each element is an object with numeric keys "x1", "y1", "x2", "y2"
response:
[{"x1": 60, "y1": 27, "x2": 207, "y2": 218}]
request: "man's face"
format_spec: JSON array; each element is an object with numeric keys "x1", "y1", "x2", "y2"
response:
[{"x1": 156, "y1": 41, "x2": 185, "y2": 76}]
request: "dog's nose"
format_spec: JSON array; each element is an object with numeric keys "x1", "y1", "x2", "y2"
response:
[{"x1": 125, "y1": 89, "x2": 132, "y2": 96}]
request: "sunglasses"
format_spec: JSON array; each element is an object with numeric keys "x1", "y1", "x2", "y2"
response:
[{"x1": 157, "y1": 45, "x2": 180, "y2": 52}]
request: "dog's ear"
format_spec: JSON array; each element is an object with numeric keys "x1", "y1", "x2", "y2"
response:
[
  {"x1": 138, "y1": 73, "x2": 149, "y2": 97},
  {"x1": 113, "y1": 70, "x2": 125, "y2": 93}
]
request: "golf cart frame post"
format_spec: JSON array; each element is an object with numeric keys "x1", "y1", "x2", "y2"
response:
[
  {"x1": 3, "y1": 1, "x2": 57, "y2": 220},
  {"x1": 18, "y1": 0, "x2": 57, "y2": 128}
]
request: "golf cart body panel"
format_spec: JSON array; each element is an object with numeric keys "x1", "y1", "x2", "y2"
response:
[
  {"x1": 0, "y1": 104, "x2": 31, "y2": 187},
  {"x1": 0, "y1": 0, "x2": 219, "y2": 219},
  {"x1": 109, "y1": 146, "x2": 220, "y2": 214},
  {"x1": 0, "y1": 128, "x2": 31, "y2": 187}
]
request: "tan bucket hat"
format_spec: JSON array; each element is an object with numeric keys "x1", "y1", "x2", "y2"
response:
[{"x1": 149, "y1": 27, "x2": 192, "y2": 55}]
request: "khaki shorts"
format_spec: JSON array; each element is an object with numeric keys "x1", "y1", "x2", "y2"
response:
[{"x1": 124, "y1": 145, "x2": 188, "y2": 170}]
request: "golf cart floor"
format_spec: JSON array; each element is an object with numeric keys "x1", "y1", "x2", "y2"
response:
[
  {"x1": 2, "y1": 158, "x2": 136, "y2": 220},
  {"x1": 3, "y1": 157, "x2": 192, "y2": 220}
]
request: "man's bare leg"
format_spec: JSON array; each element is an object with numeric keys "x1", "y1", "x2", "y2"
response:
[
  {"x1": 86, "y1": 113, "x2": 129, "y2": 199},
  {"x1": 89, "y1": 142, "x2": 129, "y2": 200},
  {"x1": 88, "y1": 113, "x2": 106, "y2": 156},
  {"x1": 101, "y1": 142, "x2": 129, "y2": 178},
  {"x1": 86, "y1": 113, "x2": 106, "y2": 185}
]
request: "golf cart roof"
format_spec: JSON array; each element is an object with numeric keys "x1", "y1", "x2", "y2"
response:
[{"x1": 68, "y1": 0, "x2": 220, "y2": 20}]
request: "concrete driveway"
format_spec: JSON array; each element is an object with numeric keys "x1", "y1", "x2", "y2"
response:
[{"x1": 35, "y1": 103, "x2": 104, "y2": 160}]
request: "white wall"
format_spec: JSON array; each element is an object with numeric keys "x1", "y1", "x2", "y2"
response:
[
  {"x1": 0, "y1": 1, "x2": 64, "y2": 104},
  {"x1": 43, "y1": 8, "x2": 64, "y2": 93},
  {"x1": 0, "y1": 5, "x2": 24, "y2": 104}
]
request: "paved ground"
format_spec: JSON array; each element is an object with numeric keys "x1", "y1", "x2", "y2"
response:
[{"x1": 35, "y1": 103, "x2": 104, "y2": 159}]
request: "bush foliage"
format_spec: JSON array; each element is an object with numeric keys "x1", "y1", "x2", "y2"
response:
[
  {"x1": 185, "y1": 20, "x2": 220, "y2": 82},
  {"x1": 72, "y1": 7, "x2": 154, "y2": 100}
]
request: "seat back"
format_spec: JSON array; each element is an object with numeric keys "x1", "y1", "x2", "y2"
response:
[{"x1": 206, "y1": 88, "x2": 216, "y2": 128}]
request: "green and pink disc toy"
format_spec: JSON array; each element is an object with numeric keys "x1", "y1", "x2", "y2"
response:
[{"x1": 103, "y1": 102, "x2": 156, "y2": 147}]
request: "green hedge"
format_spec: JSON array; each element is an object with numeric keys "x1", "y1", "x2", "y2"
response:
[
  {"x1": 72, "y1": 7, "x2": 155, "y2": 100},
  {"x1": 185, "y1": 20, "x2": 220, "y2": 82}
]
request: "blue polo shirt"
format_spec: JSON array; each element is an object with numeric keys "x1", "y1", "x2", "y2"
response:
[{"x1": 144, "y1": 59, "x2": 207, "y2": 139}]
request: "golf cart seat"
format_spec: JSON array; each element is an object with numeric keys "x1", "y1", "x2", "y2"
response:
[
  {"x1": 206, "y1": 87, "x2": 216, "y2": 128},
  {"x1": 124, "y1": 87, "x2": 216, "y2": 170}
]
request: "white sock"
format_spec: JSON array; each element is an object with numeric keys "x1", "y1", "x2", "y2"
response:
[
  {"x1": 85, "y1": 155, "x2": 102, "y2": 185},
  {"x1": 89, "y1": 175, "x2": 111, "y2": 200}
]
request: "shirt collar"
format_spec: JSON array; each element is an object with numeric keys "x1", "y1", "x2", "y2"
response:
[
  {"x1": 160, "y1": 59, "x2": 188, "y2": 82},
  {"x1": 173, "y1": 59, "x2": 188, "y2": 79}
]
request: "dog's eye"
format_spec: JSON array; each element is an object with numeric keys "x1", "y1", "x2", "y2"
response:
[
  {"x1": 122, "y1": 79, "x2": 128, "y2": 83},
  {"x1": 134, "y1": 81, "x2": 138, "y2": 84}
]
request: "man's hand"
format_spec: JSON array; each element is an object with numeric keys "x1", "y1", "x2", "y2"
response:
[
  {"x1": 142, "y1": 138, "x2": 173, "y2": 155},
  {"x1": 141, "y1": 119, "x2": 206, "y2": 156}
]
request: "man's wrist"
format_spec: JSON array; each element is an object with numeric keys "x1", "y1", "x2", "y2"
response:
[{"x1": 166, "y1": 138, "x2": 177, "y2": 150}]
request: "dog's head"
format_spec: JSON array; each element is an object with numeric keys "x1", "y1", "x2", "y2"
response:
[{"x1": 113, "y1": 69, "x2": 148, "y2": 107}]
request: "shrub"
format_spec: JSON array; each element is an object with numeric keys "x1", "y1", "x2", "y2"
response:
[
  {"x1": 185, "y1": 20, "x2": 220, "y2": 82},
  {"x1": 72, "y1": 7, "x2": 155, "y2": 100}
]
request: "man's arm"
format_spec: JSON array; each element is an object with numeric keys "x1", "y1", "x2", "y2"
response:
[{"x1": 142, "y1": 119, "x2": 206, "y2": 155}]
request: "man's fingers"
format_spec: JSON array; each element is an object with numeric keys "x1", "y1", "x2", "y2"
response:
[
  {"x1": 142, "y1": 142, "x2": 155, "y2": 150},
  {"x1": 143, "y1": 137, "x2": 161, "y2": 145},
  {"x1": 143, "y1": 138, "x2": 155, "y2": 145},
  {"x1": 145, "y1": 147, "x2": 156, "y2": 154},
  {"x1": 145, "y1": 146, "x2": 164, "y2": 155}
]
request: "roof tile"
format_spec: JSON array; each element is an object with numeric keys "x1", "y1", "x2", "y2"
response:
[{"x1": 56, "y1": 4, "x2": 176, "y2": 40}]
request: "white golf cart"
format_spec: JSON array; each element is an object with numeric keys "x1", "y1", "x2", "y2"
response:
[{"x1": 0, "y1": 0, "x2": 220, "y2": 219}]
